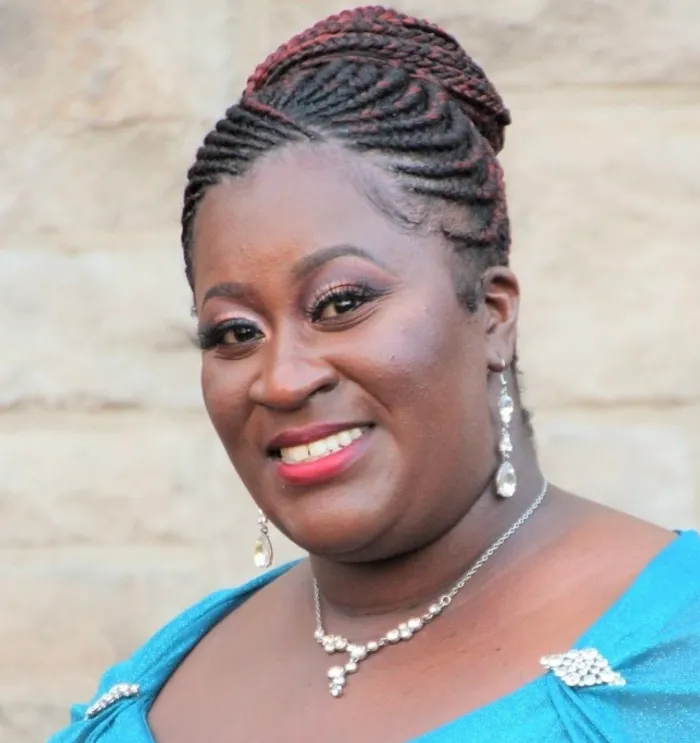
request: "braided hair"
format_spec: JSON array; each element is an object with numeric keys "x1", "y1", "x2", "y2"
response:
[{"x1": 181, "y1": 5, "x2": 512, "y2": 311}]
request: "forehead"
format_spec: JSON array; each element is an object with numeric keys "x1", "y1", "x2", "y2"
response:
[{"x1": 190, "y1": 142, "x2": 440, "y2": 279}]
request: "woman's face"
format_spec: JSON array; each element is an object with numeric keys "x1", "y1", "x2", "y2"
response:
[{"x1": 192, "y1": 143, "x2": 516, "y2": 561}]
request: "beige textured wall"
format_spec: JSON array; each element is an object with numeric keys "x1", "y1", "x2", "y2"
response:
[{"x1": 1, "y1": 2, "x2": 699, "y2": 741}]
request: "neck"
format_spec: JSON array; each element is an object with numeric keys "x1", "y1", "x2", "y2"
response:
[{"x1": 308, "y1": 446, "x2": 548, "y2": 634}]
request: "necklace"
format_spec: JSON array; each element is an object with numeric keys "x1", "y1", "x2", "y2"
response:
[{"x1": 313, "y1": 480, "x2": 548, "y2": 697}]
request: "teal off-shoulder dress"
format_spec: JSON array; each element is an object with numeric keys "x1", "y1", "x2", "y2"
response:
[{"x1": 48, "y1": 530, "x2": 700, "y2": 742}]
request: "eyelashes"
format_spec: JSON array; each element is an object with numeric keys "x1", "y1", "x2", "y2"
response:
[
  {"x1": 197, "y1": 280, "x2": 387, "y2": 352},
  {"x1": 196, "y1": 318, "x2": 262, "y2": 351},
  {"x1": 307, "y1": 280, "x2": 385, "y2": 322}
]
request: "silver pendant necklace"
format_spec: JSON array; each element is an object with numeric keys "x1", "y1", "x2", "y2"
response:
[{"x1": 313, "y1": 481, "x2": 548, "y2": 697}]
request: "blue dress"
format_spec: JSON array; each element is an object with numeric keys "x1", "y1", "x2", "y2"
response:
[{"x1": 48, "y1": 531, "x2": 700, "y2": 742}]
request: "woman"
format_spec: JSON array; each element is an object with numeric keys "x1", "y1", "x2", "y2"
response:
[{"x1": 49, "y1": 6, "x2": 700, "y2": 742}]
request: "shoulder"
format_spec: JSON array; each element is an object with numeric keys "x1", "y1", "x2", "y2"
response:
[
  {"x1": 580, "y1": 532, "x2": 700, "y2": 740},
  {"x1": 640, "y1": 530, "x2": 700, "y2": 640},
  {"x1": 599, "y1": 529, "x2": 700, "y2": 671},
  {"x1": 46, "y1": 563, "x2": 297, "y2": 742},
  {"x1": 643, "y1": 529, "x2": 700, "y2": 609}
]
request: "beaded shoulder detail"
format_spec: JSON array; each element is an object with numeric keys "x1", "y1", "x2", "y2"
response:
[
  {"x1": 541, "y1": 649, "x2": 626, "y2": 689},
  {"x1": 83, "y1": 683, "x2": 141, "y2": 720}
]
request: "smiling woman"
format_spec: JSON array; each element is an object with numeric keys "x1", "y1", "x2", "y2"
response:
[
  {"x1": 47, "y1": 6, "x2": 700, "y2": 743},
  {"x1": 192, "y1": 141, "x2": 513, "y2": 561}
]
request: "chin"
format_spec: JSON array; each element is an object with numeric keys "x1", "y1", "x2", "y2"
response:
[{"x1": 273, "y1": 494, "x2": 397, "y2": 561}]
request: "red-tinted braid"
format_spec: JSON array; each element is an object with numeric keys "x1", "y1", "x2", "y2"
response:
[
  {"x1": 246, "y1": 6, "x2": 510, "y2": 153},
  {"x1": 182, "y1": 5, "x2": 512, "y2": 305}
]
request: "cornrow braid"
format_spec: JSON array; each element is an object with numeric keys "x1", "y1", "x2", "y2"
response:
[{"x1": 182, "y1": 5, "x2": 512, "y2": 302}]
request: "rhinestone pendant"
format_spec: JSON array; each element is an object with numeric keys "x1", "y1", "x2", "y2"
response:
[
  {"x1": 541, "y1": 649, "x2": 626, "y2": 688},
  {"x1": 498, "y1": 431, "x2": 513, "y2": 454},
  {"x1": 253, "y1": 533, "x2": 273, "y2": 569},
  {"x1": 496, "y1": 461, "x2": 517, "y2": 498},
  {"x1": 327, "y1": 665, "x2": 347, "y2": 697},
  {"x1": 499, "y1": 393, "x2": 514, "y2": 424},
  {"x1": 324, "y1": 643, "x2": 371, "y2": 697}
]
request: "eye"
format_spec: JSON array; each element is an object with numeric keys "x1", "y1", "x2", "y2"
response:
[
  {"x1": 197, "y1": 319, "x2": 264, "y2": 351},
  {"x1": 310, "y1": 283, "x2": 381, "y2": 323}
]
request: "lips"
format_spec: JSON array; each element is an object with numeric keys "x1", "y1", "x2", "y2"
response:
[
  {"x1": 266, "y1": 422, "x2": 373, "y2": 456},
  {"x1": 266, "y1": 422, "x2": 374, "y2": 487}
]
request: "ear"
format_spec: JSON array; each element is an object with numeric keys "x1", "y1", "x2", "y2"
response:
[{"x1": 481, "y1": 266, "x2": 520, "y2": 371}]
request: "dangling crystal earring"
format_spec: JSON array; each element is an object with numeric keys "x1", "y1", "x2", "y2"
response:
[
  {"x1": 253, "y1": 509, "x2": 274, "y2": 569},
  {"x1": 495, "y1": 361, "x2": 517, "y2": 498}
]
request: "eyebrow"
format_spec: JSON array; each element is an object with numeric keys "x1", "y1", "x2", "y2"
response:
[
  {"x1": 201, "y1": 281, "x2": 258, "y2": 307},
  {"x1": 201, "y1": 244, "x2": 391, "y2": 308},
  {"x1": 292, "y1": 244, "x2": 392, "y2": 281}
]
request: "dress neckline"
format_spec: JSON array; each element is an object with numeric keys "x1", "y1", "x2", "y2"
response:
[{"x1": 136, "y1": 530, "x2": 700, "y2": 743}]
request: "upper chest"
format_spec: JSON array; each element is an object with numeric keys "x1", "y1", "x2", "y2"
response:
[
  {"x1": 147, "y1": 523, "x2": 674, "y2": 743},
  {"x1": 146, "y1": 578, "x2": 599, "y2": 743}
]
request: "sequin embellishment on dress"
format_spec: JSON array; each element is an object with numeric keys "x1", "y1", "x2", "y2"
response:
[
  {"x1": 541, "y1": 649, "x2": 626, "y2": 688},
  {"x1": 84, "y1": 683, "x2": 140, "y2": 719}
]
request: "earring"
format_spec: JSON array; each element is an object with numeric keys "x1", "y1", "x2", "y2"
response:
[
  {"x1": 253, "y1": 509, "x2": 274, "y2": 569},
  {"x1": 495, "y1": 361, "x2": 517, "y2": 498}
]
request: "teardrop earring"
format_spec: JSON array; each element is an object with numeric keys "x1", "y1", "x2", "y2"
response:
[
  {"x1": 495, "y1": 362, "x2": 517, "y2": 498},
  {"x1": 253, "y1": 509, "x2": 274, "y2": 569}
]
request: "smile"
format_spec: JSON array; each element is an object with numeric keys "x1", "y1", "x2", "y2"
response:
[
  {"x1": 279, "y1": 427, "x2": 365, "y2": 465},
  {"x1": 271, "y1": 425, "x2": 373, "y2": 487}
]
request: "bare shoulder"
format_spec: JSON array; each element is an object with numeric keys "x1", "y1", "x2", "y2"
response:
[
  {"x1": 559, "y1": 492, "x2": 676, "y2": 561},
  {"x1": 523, "y1": 490, "x2": 677, "y2": 620}
]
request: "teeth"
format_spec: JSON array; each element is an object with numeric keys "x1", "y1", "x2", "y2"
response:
[
  {"x1": 286, "y1": 445, "x2": 309, "y2": 463},
  {"x1": 326, "y1": 435, "x2": 342, "y2": 453},
  {"x1": 337, "y1": 430, "x2": 353, "y2": 447},
  {"x1": 280, "y1": 428, "x2": 366, "y2": 465},
  {"x1": 308, "y1": 440, "x2": 327, "y2": 458}
]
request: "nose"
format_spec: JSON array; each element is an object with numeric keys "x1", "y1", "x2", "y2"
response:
[{"x1": 249, "y1": 331, "x2": 338, "y2": 411}]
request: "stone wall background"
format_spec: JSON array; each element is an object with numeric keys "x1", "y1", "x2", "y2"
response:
[{"x1": 1, "y1": 1, "x2": 698, "y2": 741}]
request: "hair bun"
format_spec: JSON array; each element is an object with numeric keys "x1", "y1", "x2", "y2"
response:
[{"x1": 246, "y1": 5, "x2": 511, "y2": 153}]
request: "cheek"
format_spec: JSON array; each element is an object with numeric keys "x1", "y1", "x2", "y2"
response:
[
  {"x1": 342, "y1": 304, "x2": 494, "y2": 497},
  {"x1": 200, "y1": 359, "x2": 250, "y2": 449},
  {"x1": 345, "y1": 301, "x2": 489, "y2": 435},
  {"x1": 379, "y1": 307, "x2": 493, "y2": 485}
]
